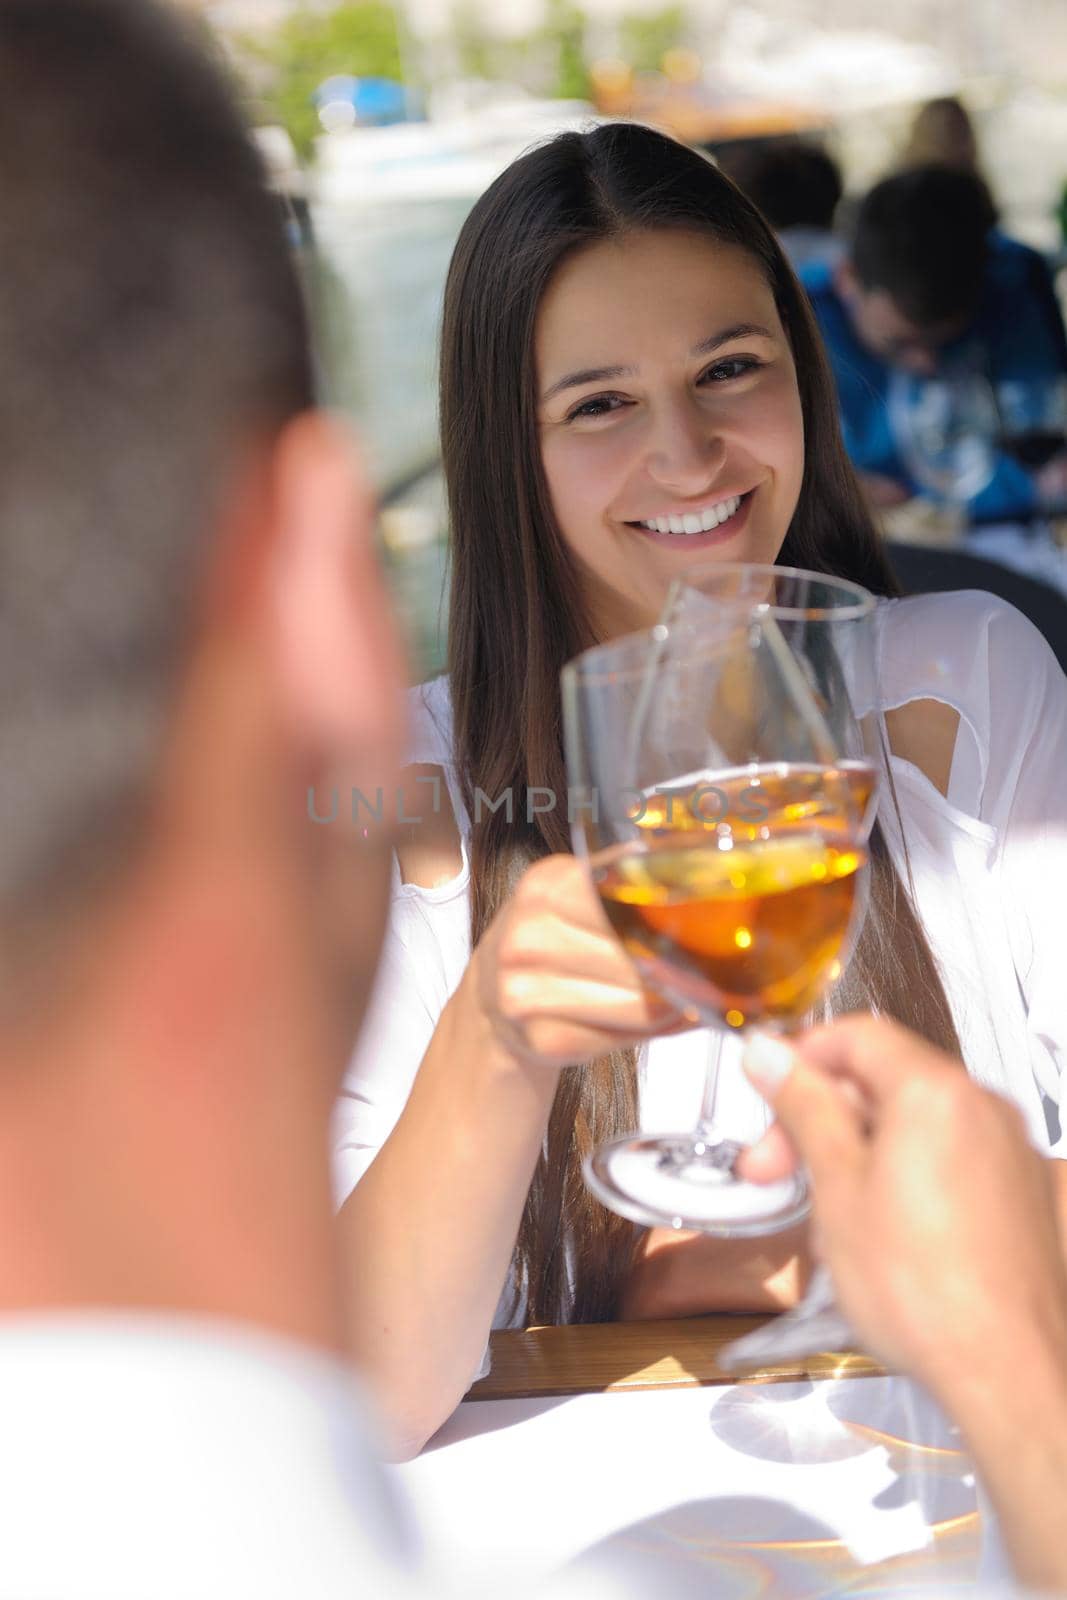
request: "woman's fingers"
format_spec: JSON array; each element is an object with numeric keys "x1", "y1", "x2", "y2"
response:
[
  {"x1": 494, "y1": 908, "x2": 640, "y2": 980},
  {"x1": 477, "y1": 853, "x2": 701, "y2": 1068},
  {"x1": 510, "y1": 854, "x2": 618, "y2": 936},
  {"x1": 498, "y1": 971, "x2": 668, "y2": 1029}
]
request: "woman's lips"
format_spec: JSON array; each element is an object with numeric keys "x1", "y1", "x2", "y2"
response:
[{"x1": 627, "y1": 489, "x2": 754, "y2": 550}]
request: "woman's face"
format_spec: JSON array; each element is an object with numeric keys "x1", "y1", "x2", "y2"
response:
[{"x1": 536, "y1": 228, "x2": 805, "y2": 637}]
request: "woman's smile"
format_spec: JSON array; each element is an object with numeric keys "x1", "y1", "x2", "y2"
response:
[{"x1": 623, "y1": 486, "x2": 758, "y2": 548}]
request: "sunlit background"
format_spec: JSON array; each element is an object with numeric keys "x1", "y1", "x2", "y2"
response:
[{"x1": 184, "y1": 0, "x2": 1067, "y2": 674}]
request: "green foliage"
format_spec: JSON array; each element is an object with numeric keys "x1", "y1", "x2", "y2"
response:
[
  {"x1": 537, "y1": 0, "x2": 589, "y2": 100},
  {"x1": 444, "y1": 0, "x2": 589, "y2": 101},
  {"x1": 451, "y1": 0, "x2": 495, "y2": 82},
  {"x1": 240, "y1": 3, "x2": 405, "y2": 161},
  {"x1": 619, "y1": 5, "x2": 686, "y2": 73}
]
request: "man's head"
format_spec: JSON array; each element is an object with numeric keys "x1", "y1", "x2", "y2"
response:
[
  {"x1": 836, "y1": 166, "x2": 992, "y2": 374},
  {"x1": 0, "y1": 0, "x2": 403, "y2": 1070},
  {"x1": 717, "y1": 140, "x2": 843, "y2": 234}
]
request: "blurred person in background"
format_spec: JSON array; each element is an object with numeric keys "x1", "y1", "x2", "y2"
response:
[
  {"x1": 715, "y1": 138, "x2": 845, "y2": 273},
  {"x1": 0, "y1": 0, "x2": 418, "y2": 1593},
  {"x1": 897, "y1": 94, "x2": 1067, "y2": 436},
  {"x1": 900, "y1": 95, "x2": 985, "y2": 182},
  {"x1": 742, "y1": 1016, "x2": 1067, "y2": 1596},
  {"x1": 336, "y1": 122, "x2": 1067, "y2": 1460},
  {"x1": 803, "y1": 164, "x2": 1067, "y2": 522}
]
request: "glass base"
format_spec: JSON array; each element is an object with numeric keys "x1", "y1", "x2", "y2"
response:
[{"x1": 583, "y1": 1132, "x2": 810, "y2": 1237}]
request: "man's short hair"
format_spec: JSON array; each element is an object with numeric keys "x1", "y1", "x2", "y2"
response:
[
  {"x1": 850, "y1": 165, "x2": 991, "y2": 326},
  {"x1": 0, "y1": 0, "x2": 313, "y2": 923},
  {"x1": 717, "y1": 140, "x2": 843, "y2": 233}
]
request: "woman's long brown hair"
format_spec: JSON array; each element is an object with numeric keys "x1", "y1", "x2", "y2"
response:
[{"x1": 439, "y1": 123, "x2": 960, "y2": 1325}]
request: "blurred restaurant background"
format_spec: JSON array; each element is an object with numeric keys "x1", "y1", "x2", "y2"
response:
[{"x1": 185, "y1": 0, "x2": 1067, "y2": 676}]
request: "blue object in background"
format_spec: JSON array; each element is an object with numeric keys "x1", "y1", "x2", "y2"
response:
[{"x1": 315, "y1": 75, "x2": 414, "y2": 128}]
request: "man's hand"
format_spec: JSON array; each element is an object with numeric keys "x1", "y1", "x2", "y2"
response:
[
  {"x1": 1035, "y1": 447, "x2": 1067, "y2": 511},
  {"x1": 738, "y1": 1015, "x2": 1067, "y2": 1593},
  {"x1": 738, "y1": 1017, "x2": 1067, "y2": 1398},
  {"x1": 858, "y1": 470, "x2": 913, "y2": 510}
]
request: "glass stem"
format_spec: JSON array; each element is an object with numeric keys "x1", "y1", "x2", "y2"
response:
[{"x1": 695, "y1": 1048, "x2": 722, "y2": 1143}]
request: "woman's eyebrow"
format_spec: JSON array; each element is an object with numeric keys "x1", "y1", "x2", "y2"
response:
[
  {"x1": 691, "y1": 322, "x2": 775, "y2": 356},
  {"x1": 540, "y1": 323, "x2": 776, "y2": 403},
  {"x1": 541, "y1": 362, "x2": 637, "y2": 403}
]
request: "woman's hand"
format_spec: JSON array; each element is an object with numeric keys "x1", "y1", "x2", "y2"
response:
[
  {"x1": 469, "y1": 853, "x2": 683, "y2": 1073},
  {"x1": 342, "y1": 849, "x2": 686, "y2": 1459}
]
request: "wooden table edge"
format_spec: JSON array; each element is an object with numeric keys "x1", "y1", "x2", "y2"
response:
[{"x1": 468, "y1": 1315, "x2": 886, "y2": 1401}]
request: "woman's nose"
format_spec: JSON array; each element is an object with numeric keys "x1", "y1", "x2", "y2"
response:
[{"x1": 645, "y1": 400, "x2": 726, "y2": 493}]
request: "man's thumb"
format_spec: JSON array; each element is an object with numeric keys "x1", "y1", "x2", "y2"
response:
[{"x1": 743, "y1": 1032, "x2": 863, "y2": 1187}]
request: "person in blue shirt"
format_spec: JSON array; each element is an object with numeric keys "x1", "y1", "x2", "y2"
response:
[{"x1": 801, "y1": 165, "x2": 1067, "y2": 524}]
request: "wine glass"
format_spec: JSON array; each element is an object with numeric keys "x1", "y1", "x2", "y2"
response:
[
  {"x1": 887, "y1": 365, "x2": 998, "y2": 526},
  {"x1": 995, "y1": 376, "x2": 1067, "y2": 473},
  {"x1": 561, "y1": 583, "x2": 873, "y2": 1237}
]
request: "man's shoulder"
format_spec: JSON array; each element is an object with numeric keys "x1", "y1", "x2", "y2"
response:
[
  {"x1": 0, "y1": 1317, "x2": 416, "y2": 1598},
  {"x1": 982, "y1": 229, "x2": 1052, "y2": 304},
  {"x1": 987, "y1": 227, "x2": 1048, "y2": 275},
  {"x1": 979, "y1": 229, "x2": 1066, "y2": 365}
]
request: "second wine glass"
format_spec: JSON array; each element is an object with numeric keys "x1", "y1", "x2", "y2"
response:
[
  {"x1": 561, "y1": 581, "x2": 874, "y2": 1236},
  {"x1": 887, "y1": 364, "x2": 998, "y2": 527}
]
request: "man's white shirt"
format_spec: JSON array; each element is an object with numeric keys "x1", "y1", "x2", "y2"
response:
[
  {"x1": 0, "y1": 1315, "x2": 644, "y2": 1600},
  {"x1": 0, "y1": 1315, "x2": 416, "y2": 1600}
]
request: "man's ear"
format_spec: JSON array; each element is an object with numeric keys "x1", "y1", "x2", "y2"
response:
[{"x1": 263, "y1": 410, "x2": 407, "y2": 768}]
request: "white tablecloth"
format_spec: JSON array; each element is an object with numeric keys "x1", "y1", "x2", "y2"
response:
[{"x1": 393, "y1": 1375, "x2": 1009, "y2": 1597}]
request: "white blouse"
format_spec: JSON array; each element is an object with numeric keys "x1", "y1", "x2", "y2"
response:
[{"x1": 334, "y1": 590, "x2": 1067, "y2": 1327}]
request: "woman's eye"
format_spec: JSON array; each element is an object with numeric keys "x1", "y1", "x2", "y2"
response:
[
  {"x1": 565, "y1": 394, "x2": 627, "y2": 422},
  {"x1": 702, "y1": 357, "x2": 762, "y2": 383}
]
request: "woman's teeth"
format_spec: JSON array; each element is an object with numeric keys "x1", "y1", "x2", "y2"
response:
[{"x1": 638, "y1": 495, "x2": 743, "y2": 536}]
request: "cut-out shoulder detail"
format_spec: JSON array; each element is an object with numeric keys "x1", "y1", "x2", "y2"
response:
[
  {"x1": 394, "y1": 764, "x2": 463, "y2": 888},
  {"x1": 885, "y1": 698, "x2": 961, "y2": 800}
]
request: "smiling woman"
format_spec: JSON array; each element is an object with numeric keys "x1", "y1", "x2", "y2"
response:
[
  {"x1": 334, "y1": 123, "x2": 1067, "y2": 1459},
  {"x1": 536, "y1": 232, "x2": 803, "y2": 634}
]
